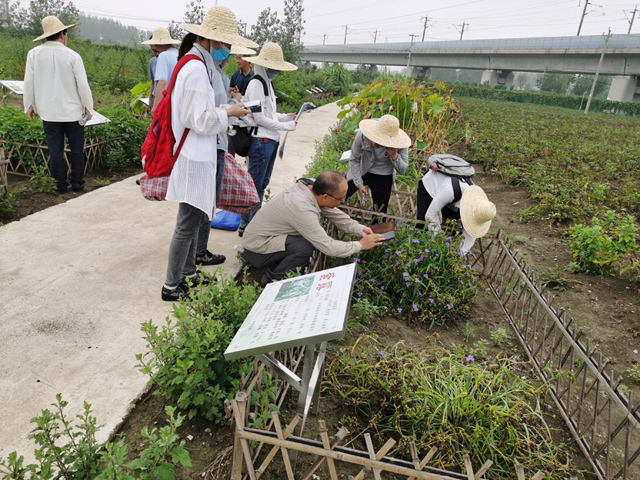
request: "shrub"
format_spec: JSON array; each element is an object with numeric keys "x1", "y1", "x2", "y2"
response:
[
  {"x1": 136, "y1": 274, "x2": 261, "y2": 421},
  {"x1": 627, "y1": 364, "x2": 640, "y2": 383},
  {"x1": 92, "y1": 106, "x2": 149, "y2": 170},
  {"x1": 0, "y1": 191, "x2": 16, "y2": 220},
  {"x1": 348, "y1": 219, "x2": 478, "y2": 326},
  {"x1": 325, "y1": 337, "x2": 578, "y2": 479},
  {"x1": 568, "y1": 210, "x2": 638, "y2": 276}
]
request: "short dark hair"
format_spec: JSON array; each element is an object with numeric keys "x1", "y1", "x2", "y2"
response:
[
  {"x1": 312, "y1": 170, "x2": 345, "y2": 196},
  {"x1": 46, "y1": 29, "x2": 66, "y2": 41}
]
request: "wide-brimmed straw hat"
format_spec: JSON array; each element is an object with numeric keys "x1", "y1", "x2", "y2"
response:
[
  {"x1": 33, "y1": 15, "x2": 78, "y2": 42},
  {"x1": 231, "y1": 44, "x2": 256, "y2": 56},
  {"x1": 141, "y1": 27, "x2": 180, "y2": 45},
  {"x1": 244, "y1": 42, "x2": 298, "y2": 71},
  {"x1": 358, "y1": 115, "x2": 411, "y2": 149},
  {"x1": 460, "y1": 185, "x2": 496, "y2": 238},
  {"x1": 180, "y1": 6, "x2": 258, "y2": 48}
]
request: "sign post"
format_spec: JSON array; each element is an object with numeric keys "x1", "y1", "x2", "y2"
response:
[{"x1": 225, "y1": 263, "x2": 356, "y2": 433}]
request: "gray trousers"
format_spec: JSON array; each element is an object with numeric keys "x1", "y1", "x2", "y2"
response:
[{"x1": 241, "y1": 236, "x2": 315, "y2": 286}]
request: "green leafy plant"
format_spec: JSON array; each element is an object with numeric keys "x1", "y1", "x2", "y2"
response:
[
  {"x1": 471, "y1": 338, "x2": 488, "y2": 359},
  {"x1": 464, "y1": 321, "x2": 475, "y2": 341},
  {"x1": 0, "y1": 191, "x2": 16, "y2": 219},
  {"x1": 325, "y1": 336, "x2": 577, "y2": 479},
  {"x1": 627, "y1": 363, "x2": 640, "y2": 383},
  {"x1": 30, "y1": 164, "x2": 56, "y2": 193},
  {"x1": 136, "y1": 274, "x2": 261, "y2": 421},
  {"x1": 490, "y1": 328, "x2": 508, "y2": 347},
  {"x1": 568, "y1": 210, "x2": 638, "y2": 276}
]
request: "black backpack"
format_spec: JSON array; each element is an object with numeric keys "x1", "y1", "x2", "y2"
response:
[
  {"x1": 427, "y1": 154, "x2": 475, "y2": 204},
  {"x1": 229, "y1": 76, "x2": 269, "y2": 157}
]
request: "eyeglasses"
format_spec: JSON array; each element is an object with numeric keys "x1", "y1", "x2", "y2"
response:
[{"x1": 326, "y1": 193, "x2": 346, "y2": 203}]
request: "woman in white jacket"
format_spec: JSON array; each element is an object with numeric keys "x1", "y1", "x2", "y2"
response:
[{"x1": 161, "y1": 12, "x2": 250, "y2": 301}]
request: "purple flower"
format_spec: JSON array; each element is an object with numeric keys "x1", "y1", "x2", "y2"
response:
[
  {"x1": 371, "y1": 279, "x2": 376, "y2": 284},
  {"x1": 429, "y1": 298, "x2": 434, "y2": 303},
  {"x1": 412, "y1": 239, "x2": 419, "y2": 244},
  {"x1": 379, "y1": 350, "x2": 386, "y2": 356},
  {"x1": 403, "y1": 272, "x2": 409, "y2": 278},
  {"x1": 358, "y1": 270, "x2": 362, "y2": 275},
  {"x1": 380, "y1": 286, "x2": 385, "y2": 291},
  {"x1": 412, "y1": 304, "x2": 418, "y2": 312},
  {"x1": 358, "y1": 292, "x2": 363, "y2": 297},
  {"x1": 395, "y1": 250, "x2": 402, "y2": 255},
  {"x1": 397, "y1": 308, "x2": 402, "y2": 313},
  {"x1": 397, "y1": 356, "x2": 404, "y2": 361},
  {"x1": 490, "y1": 442, "x2": 495, "y2": 447},
  {"x1": 447, "y1": 303, "x2": 453, "y2": 309},
  {"x1": 414, "y1": 278, "x2": 420, "y2": 283},
  {"x1": 353, "y1": 258, "x2": 360, "y2": 263},
  {"x1": 423, "y1": 274, "x2": 429, "y2": 279},
  {"x1": 445, "y1": 242, "x2": 450, "y2": 247},
  {"x1": 425, "y1": 249, "x2": 430, "y2": 253},
  {"x1": 466, "y1": 355, "x2": 475, "y2": 362},
  {"x1": 405, "y1": 282, "x2": 411, "y2": 287}
]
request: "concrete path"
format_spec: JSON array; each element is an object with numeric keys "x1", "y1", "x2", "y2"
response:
[{"x1": 0, "y1": 102, "x2": 342, "y2": 462}]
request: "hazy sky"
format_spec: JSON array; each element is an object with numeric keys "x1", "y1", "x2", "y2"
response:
[{"x1": 18, "y1": 0, "x2": 640, "y2": 44}]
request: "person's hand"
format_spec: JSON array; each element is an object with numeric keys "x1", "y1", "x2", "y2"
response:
[
  {"x1": 359, "y1": 233, "x2": 384, "y2": 250},
  {"x1": 26, "y1": 106, "x2": 36, "y2": 123},
  {"x1": 84, "y1": 107, "x2": 93, "y2": 121},
  {"x1": 361, "y1": 227, "x2": 375, "y2": 237},
  {"x1": 227, "y1": 103, "x2": 251, "y2": 118},
  {"x1": 231, "y1": 91, "x2": 242, "y2": 101},
  {"x1": 358, "y1": 185, "x2": 367, "y2": 197},
  {"x1": 386, "y1": 147, "x2": 398, "y2": 160}
]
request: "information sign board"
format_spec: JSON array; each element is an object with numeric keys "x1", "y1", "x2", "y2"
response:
[
  {"x1": 224, "y1": 263, "x2": 356, "y2": 360},
  {"x1": 0, "y1": 80, "x2": 25, "y2": 95}
]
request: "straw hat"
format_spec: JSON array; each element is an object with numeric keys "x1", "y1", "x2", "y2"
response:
[
  {"x1": 243, "y1": 42, "x2": 298, "y2": 71},
  {"x1": 141, "y1": 27, "x2": 180, "y2": 45},
  {"x1": 460, "y1": 185, "x2": 496, "y2": 238},
  {"x1": 230, "y1": 44, "x2": 256, "y2": 56},
  {"x1": 180, "y1": 6, "x2": 258, "y2": 48},
  {"x1": 358, "y1": 115, "x2": 411, "y2": 149},
  {"x1": 33, "y1": 15, "x2": 78, "y2": 42}
]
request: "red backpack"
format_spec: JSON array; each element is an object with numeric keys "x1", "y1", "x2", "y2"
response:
[{"x1": 141, "y1": 54, "x2": 204, "y2": 178}]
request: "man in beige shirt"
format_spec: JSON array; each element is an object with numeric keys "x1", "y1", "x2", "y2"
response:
[
  {"x1": 24, "y1": 16, "x2": 93, "y2": 194},
  {"x1": 241, "y1": 170, "x2": 384, "y2": 285}
]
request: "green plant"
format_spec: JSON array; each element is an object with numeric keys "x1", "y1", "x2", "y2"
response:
[
  {"x1": 345, "y1": 219, "x2": 479, "y2": 327},
  {"x1": 0, "y1": 191, "x2": 16, "y2": 219},
  {"x1": 91, "y1": 106, "x2": 149, "y2": 171},
  {"x1": 325, "y1": 336, "x2": 577, "y2": 479},
  {"x1": 464, "y1": 321, "x2": 475, "y2": 341},
  {"x1": 30, "y1": 164, "x2": 56, "y2": 193},
  {"x1": 248, "y1": 371, "x2": 281, "y2": 429},
  {"x1": 471, "y1": 338, "x2": 488, "y2": 359},
  {"x1": 490, "y1": 328, "x2": 508, "y2": 347},
  {"x1": 348, "y1": 297, "x2": 380, "y2": 333},
  {"x1": 569, "y1": 210, "x2": 638, "y2": 276},
  {"x1": 136, "y1": 274, "x2": 261, "y2": 421},
  {"x1": 627, "y1": 363, "x2": 640, "y2": 383}
]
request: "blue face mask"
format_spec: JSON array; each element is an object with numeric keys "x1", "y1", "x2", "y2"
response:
[{"x1": 211, "y1": 44, "x2": 230, "y2": 61}]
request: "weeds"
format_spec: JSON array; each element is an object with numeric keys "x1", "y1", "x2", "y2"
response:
[
  {"x1": 628, "y1": 364, "x2": 640, "y2": 383},
  {"x1": 491, "y1": 328, "x2": 508, "y2": 347}
]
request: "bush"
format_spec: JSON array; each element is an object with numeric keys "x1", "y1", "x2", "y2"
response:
[
  {"x1": 348, "y1": 219, "x2": 478, "y2": 326},
  {"x1": 568, "y1": 210, "x2": 638, "y2": 276},
  {"x1": 92, "y1": 106, "x2": 149, "y2": 170},
  {"x1": 136, "y1": 274, "x2": 261, "y2": 421},
  {"x1": 325, "y1": 337, "x2": 578, "y2": 479}
]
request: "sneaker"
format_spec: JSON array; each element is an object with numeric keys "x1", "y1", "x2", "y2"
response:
[
  {"x1": 71, "y1": 182, "x2": 85, "y2": 192},
  {"x1": 161, "y1": 284, "x2": 189, "y2": 302},
  {"x1": 196, "y1": 250, "x2": 225, "y2": 266},
  {"x1": 238, "y1": 226, "x2": 246, "y2": 238},
  {"x1": 180, "y1": 270, "x2": 212, "y2": 289}
]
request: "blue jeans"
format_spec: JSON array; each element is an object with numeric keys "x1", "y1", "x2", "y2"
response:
[
  {"x1": 165, "y1": 202, "x2": 209, "y2": 288},
  {"x1": 42, "y1": 120, "x2": 85, "y2": 190},
  {"x1": 196, "y1": 150, "x2": 225, "y2": 257},
  {"x1": 240, "y1": 138, "x2": 279, "y2": 228}
]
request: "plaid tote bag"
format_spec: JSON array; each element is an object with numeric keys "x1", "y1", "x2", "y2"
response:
[
  {"x1": 218, "y1": 153, "x2": 260, "y2": 215},
  {"x1": 139, "y1": 173, "x2": 170, "y2": 201}
]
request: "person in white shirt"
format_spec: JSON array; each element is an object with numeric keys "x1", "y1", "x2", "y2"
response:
[
  {"x1": 237, "y1": 42, "x2": 298, "y2": 236},
  {"x1": 23, "y1": 16, "x2": 93, "y2": 194},
  {"x1": 160, "y1": 9, "x2": 251, "y2": 302},
  {"x1": 418, "y1": 160, "x2": 496, "y2": 252}
]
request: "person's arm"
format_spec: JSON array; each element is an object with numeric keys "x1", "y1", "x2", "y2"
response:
[
  {"x1": 72, "y1": 55, "x2": 94, "y2": 113},
  {"x1": 388, "y1": 146, "x2": 409, "y2": 174},
  {"x1": 23, "y1": 52, "x2": 36, "y2": 121},
  {"x1": 425, "y1": 182, "x2": 455, "y2": 233},
  {"x1": 288, "y1": 207, "x2": 363, "y2": 257},
  {"x1": 245, "y1": 80, "x2": 295, "y2": 132},
  {"x1": 347, "y1": 132, "x2": 368, "y2": 195},
  {"x1": 152, "y1": 80, "x2": 166, "y2": 112}
]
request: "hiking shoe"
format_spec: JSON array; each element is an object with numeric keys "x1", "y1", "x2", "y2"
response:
[
  {"x1": 196, "y1": 250, "x2": 225, "y2": 266},
  {"x1": 71, "y1": 182, "x2": 85, "y2": 192},
  {"x1": 161, "y1": 284, "x2": 189, "y2": 302},
  {"x1": 180, "y1": 270, "x2": 212, "y2": 289},
  {"x1": 238, "y1": 226, "x2": 246, "y2": 238}
]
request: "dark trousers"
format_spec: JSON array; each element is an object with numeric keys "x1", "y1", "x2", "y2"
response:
[
  {"x1": 42, "y1": 120, "x2": 85, "y2": 190},
  {"x1": 196, "y1": 150, "x2": 226, "y2": 257},
  {"x1": 416, "y1": 181, "x2": 460, "y2": 230},
  {"x1": 346, "y1": 172, "x2": 393, "y2": 215},
  {"x1": 241, "y1": 236, "x2": 315, "y2": 286}
]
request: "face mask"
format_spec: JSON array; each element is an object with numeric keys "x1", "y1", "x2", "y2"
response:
[
  {"x1": 266, "y1": 68, "x2": 279, "y2": 80},
  {"x1": 211, "y1": 44, "x2": 230, "y2": 61}
]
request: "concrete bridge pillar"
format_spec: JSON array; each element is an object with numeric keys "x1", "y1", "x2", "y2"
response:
[
  {"x1": 481, "y1": 69, "x2": 514, "y2": 89},
  {"x1": 406, "y1": 66, "x2": 431, "y2": 78},
  {"x1": 607, "y1": 76, "x2": 640, "y2": 103},
  {"x1": 357, "y1": 64, "x2": 379, "y2": 74}
]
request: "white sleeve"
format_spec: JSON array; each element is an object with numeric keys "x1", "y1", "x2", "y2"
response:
[
  {"x1": 245, "y1": 80, "x2": 295, "y2": 132},
  {"x1": 425, "y1": 182, "x2": 455, "y2": 232},
  {"x1": 177, "y1": 65, "x2": 228, "y2": 136}
]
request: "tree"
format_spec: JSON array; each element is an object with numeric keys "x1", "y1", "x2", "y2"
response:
[
  {"x1": 24, "y1": 0, "x2": 79, "y2": 38},
  {"x1": 249, "y1": 0, "x2": 305, "y2": 63},
  {"x1": 570, "y1": 74, "x2": 610, "y2": 98},
  {"x1": 537, "y1": 73, "x2": 572, "y2": 94},
  {"x1": 183, "y1": 0, "x2": 204, "y2": 25},
  {"x1": 0, "y1": 0, "x2": 26, "y2": 35}
]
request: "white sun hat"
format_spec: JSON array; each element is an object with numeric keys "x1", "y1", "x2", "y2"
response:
[
  {"x1": 243, "y1": 42, "x2": 298, "y2": 71},
  {"x1": 141, "y1": 27, "x2": 180, "y2": 45},
  {"x1": 460, "y1": 185, "x2": 496, "y2": 238},
  {"x1": 33, "y1": 16, "x2": 78, "y2": 42},
  {"x1": 180, "y1": 6, "x2": 258, "y2": 48},
  {"x1": 358, "y1": 115, "x2": 412, "y2": 149}
]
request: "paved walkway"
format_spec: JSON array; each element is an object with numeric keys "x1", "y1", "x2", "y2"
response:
[{"x1": 0, "y1": 102, "x2": 342, "y2": 462}]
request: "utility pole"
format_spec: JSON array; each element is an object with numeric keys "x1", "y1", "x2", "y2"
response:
[
  {"x1": 370, "y1": 29, "x2": 378, "y2": 43},
  {"x1": 577, "y1": 0, "x2": 590, "y2": 36},
  {"x1": 343, "y1": 25, "x2": 348, "y2": 44},
  {"x1": 626, "y1": 5, "x2": 638, "y2": 34},
  {"x1": 323, "y1": 34, "x2": 326, "y2": 45},
  {"x1": 421, "y1": 14, "x2": 429, "y2": 42},
  {"x1": 457, "y1": 21, "x2": 467, "y2": 40},
  {"x1": 585, "y1": 28, "x2": 612, "y2": 114},
  {"x1": 409, "y1": 33, "x2": 418, "y2": 46}
]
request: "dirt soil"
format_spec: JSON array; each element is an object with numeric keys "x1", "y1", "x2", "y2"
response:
[{"x1": 6, "y1": 169, "x2": 639, "y2": 478}]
